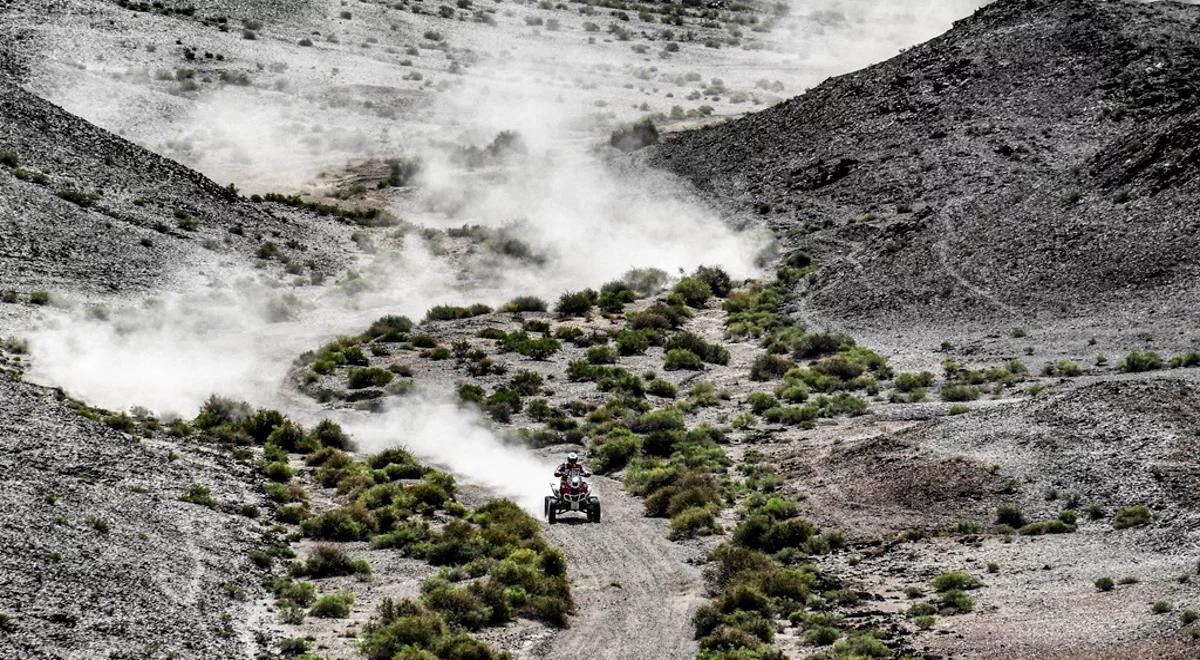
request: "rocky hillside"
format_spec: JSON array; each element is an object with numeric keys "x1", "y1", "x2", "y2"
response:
[
  {"x1": 651, "y1": 0, "x2": 1200, "y2": 328},
  {"x1": 0, "y1": 52, "x2": 352, "y2": 296},
  {"x1": 0, "y1": 375, "x2": 271, "y2": 659}
]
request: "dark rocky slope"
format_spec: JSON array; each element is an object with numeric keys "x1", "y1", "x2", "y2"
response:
[
  {"x1": 0, "y1": 59, "x2": 351, "y2": 295},
  {"x1": 0, "y1": 375, "x2": 271, "y2": 659},
  {"x1": 651, "y1": 0, "x2": 1200, "y2": 328}
]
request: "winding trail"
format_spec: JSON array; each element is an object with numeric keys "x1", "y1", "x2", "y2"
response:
[
  {"x1": 936, "y1": 200, "x2": 1021, "y2": 318},
  {"x1": 534, "y1": 474, "x2": 705, "y2": 660}
]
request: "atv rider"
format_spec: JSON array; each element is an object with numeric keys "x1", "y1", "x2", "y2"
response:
[{"x1": 554, "y1": 452, "x2": 591, "y2": 486}]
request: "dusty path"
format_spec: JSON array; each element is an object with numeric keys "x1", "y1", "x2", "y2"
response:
[{"x1": 533, "y1": 474, "x2": 705, "y2": 660}]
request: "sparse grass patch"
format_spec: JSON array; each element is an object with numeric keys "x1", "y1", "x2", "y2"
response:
[
  {"x1": 938, "y1": 589, "x2": 974, "y2": 614},
  {"x1": 1112, "y1": 505, "x2": 1151, "y2": 529},
  {"x1": 57, "y1": 190, "x2": 99, "y2": 207},
  {"x1": 995, "y1": 504, "x2": 1027, "y2": 528},
  {"x1": 181, "y1": 483, "x2": 218, "y2": 508},
  {"x1": 425, "y1": 304, "x2": 492, "y2": 322},
  {"x1": 664, "y1": 348, "x2": 704, "y2": 371},
  {"x1": 931, "y1": 571, "x2": 982, "y2": 592},
  {"x1": 293, "y1": 545, "x2": 371, "y2": 578},
  {"x1": 311, "y1": 592, "x2": 355, "y2": 618},
  {"x1": 1118, "y1": 350, "x2": 1162, "y2": 372},
  {"x1": 500, "y1": 296, "x2": 547, "y2": 313},
  {"x1": 555, "y1": 289, "x2": 597, "y2": 316},
  {"x1": 670, "y1": 506, "x2": 721, "y2": 539},
  {"x1": 749, "y1": 353, "x2": 794, "y2": 381},
  {"x1": 940, "y1": 384, "x2": 980, "y2": 402}
]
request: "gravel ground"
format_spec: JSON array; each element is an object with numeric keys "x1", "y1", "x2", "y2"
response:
[{"x1": 0, "y1": 376, "x2": 274, "y2": 659}]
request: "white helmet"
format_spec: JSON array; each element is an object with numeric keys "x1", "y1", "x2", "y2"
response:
[{"x1": 567, "y1": 452, "x2": 578, "y2": 464}]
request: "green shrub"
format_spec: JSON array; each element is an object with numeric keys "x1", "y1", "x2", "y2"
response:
[
  {"x1": 1151, "y1": 600, "x2": 1173, "y2": 614},
  {"x1": 646, "y1": 379, "x2": 677, "y2": 398},
  {"x1": 762, "y1": 405, "x2": 818, "y2": 426},
  {"x1": 300, "y1": 503, "x2": 376, "y2": 541},
  {"x1": 793, "y1": 331, "x2": 853, "y2": 359},
  {"x1": 57, "y1": 190, "x2": 99, "y2": 207},
  {"x1": 746, "y1": 392, "x2": 779, "y2": 414},
  {"x1": 424, "y1": 304, "x2": 492, "y2": 322},
  {"x1": 995, "y1": 504, "x2": 1027, "y2": 528},
  {"x1": 181, "y1": 483, "x2": 218, "y2": 508},
  {"x1": 597, "y1": 280, "x2": 639, "y2": 311},
  {"x1": 1094, "y1": 577, "x2": 1114, "y2": 592},
  {"x1": 586, "y1": 345, "x2": 618, "y2": 365},
  {"x1": 895, "y1": 371, "x2": 934, "y2": 392},
  {"x1": 277, "y1": 637, "x2": 309, "y2": 656},
  {"x1": 938, "y1": 589, "x2": 974, "y2": 614},
  {"x1": 804, "y1": 625, "x2": 840, "y2": 646},
  {"x1": 310, "y1": 592, "x2": 354, "y2": 618},
  {"x1": 614, "y1": 328, "x2": 652, "y2": 355},
  {"x1": 267, "y1": 421, "x2": 312, "y2": 453},
  {"x1": 750, "y1": 354, "x2": 794, "y2": 381},
  {"x1": 1018, "y1": 519, "x2": 1075, "y2": 535},
  {"x1": 693, "y1": 266, "x2": 733, "y2": 297},
  {"x1": 309, "y1": 419, "x2": 353, "y2": 450},
  {"x1": 609, "y1": 117, "x2": 659, "y2": 151},
  {"x1": 1112, "y1": 505, "x2": 1150, "y2": 529},
  {"x1": 500, "y1": 296, "x2": 547, "y2": 313},
  {"x1": 940, "y1": 383, "x2": 980, "y2": 402},
  {"x1": 931, "y1": 571, "x2": 982, "y2": 592},
  {"x1": 294, "y1": 544, "x2": 371, "y2": 578},
  {"x1": 501, "y1": 332, "x2": 560, "y2": 360},
  {"x1": 830, "y1": 633, "x2": 889, "y2": 658},
  {"x1": 367, "y1": 448, "x2": 425, "y2": 478},
  {"x1": 664, "y1": 348, "x2": 704, "y2": 371},
  {"x1": 593, "y1": 430, "x2": 641, "y2": 473},
  {"x1": 483, "y1": 388, "x2": 521, "y2": 422},
  {"x1": 0, "y1": 148, "x2": 18, "y2": 167},
  {"x1": 673, "y1": 277, "x2": 712, "y2": 307},
  {"x1": 422, "y1": 581, "x2": 491, "y2": 630},
  {"x1": 268, "y1": 577, "x2": 317, "y2": 608},
  {"x1": 1169, "y1": 351, "x2": 1200, "y2": 368},
  {"x1": 276, "y1": 503, "x2": 311, "y2": 524},
  {"x1": 509, "y1": 369, "x2": 544, "y2": 396},
  {"x1": 359, "y1": 603, "x2": 447, "y2": 657},
  {"x1": 28, "y1": 290, "x2": 51, "y2": 305},
  {"x1": 823, "y1": 392, "x2": 868, "y2": 417},
  {"x1": 670, "y1": 506, "x2": 720, "y2": 539},
  {"x1": 1118, "y1": 350, "x2": 1161, "y2": 372},
  {"x1": 261, "y1": 461, "x2": 295, "y2": 482},
  {"x1": 555, "y1": 289, "x2": 597, "y2": 316},
  {"x1": 664, "y1": 332, "x2": 730, "y2": 365},
  {"x1": 632, "y1": 409, "x2": 685, "y2": 433},
  {"x1": 732, "y1": 515, "x2": 819, "y2": 553},
  {"x1": 365, "y1": 315, "x2": 414, "y2": 341},
  {"x1": 348, "y1": 367, "x2": 394, "y2": 389}
]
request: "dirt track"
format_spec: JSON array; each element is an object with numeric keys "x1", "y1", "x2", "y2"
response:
[{"x1": 536, "y1": 474, "x2": 704, "y2": 660}]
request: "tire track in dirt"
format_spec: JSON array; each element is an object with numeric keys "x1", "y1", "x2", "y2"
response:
[
  {"x1": 936, "y1": 200, "x2": 1021, "y2": 318},
  {"x1": 533, "y1": 474, "x2": 705, "y2": 660}
]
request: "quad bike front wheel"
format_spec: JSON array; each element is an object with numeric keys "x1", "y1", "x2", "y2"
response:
[
  {"x1": 546, "y1": 498, "x2": 557, "y2": 524},
  {"x1": 588, "y1": 501, "x2": 601, "y2": 523}
]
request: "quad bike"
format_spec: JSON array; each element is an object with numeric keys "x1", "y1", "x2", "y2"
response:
[{"x1": 545, "y1": 469, "x2": 600, "y2": 524}]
